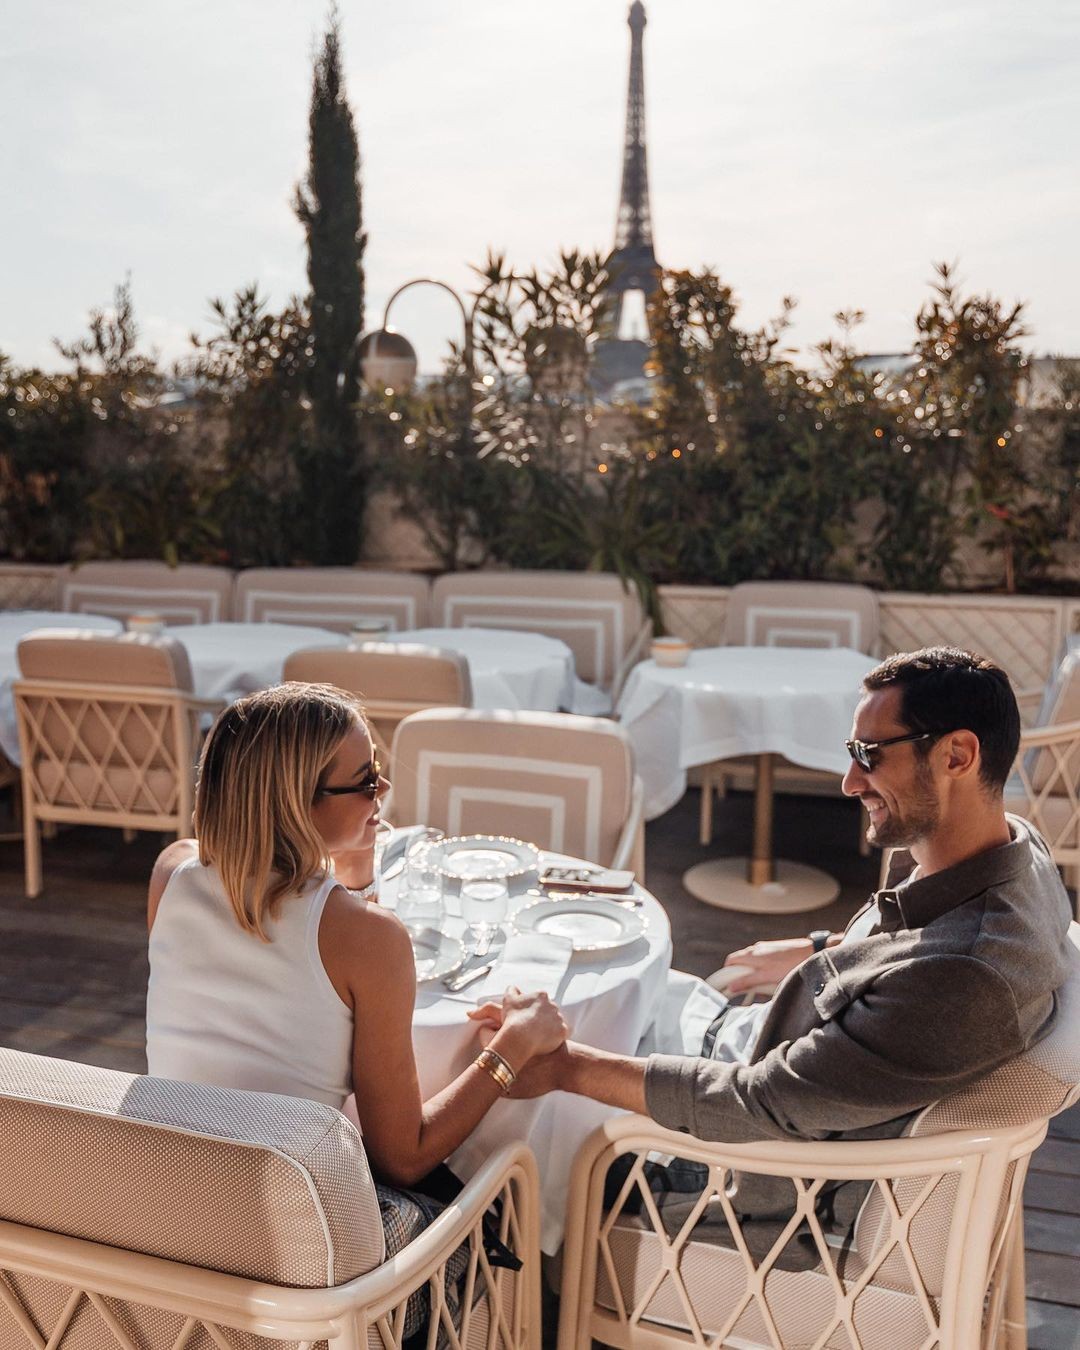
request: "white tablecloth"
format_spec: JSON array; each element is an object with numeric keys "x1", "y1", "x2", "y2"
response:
[
  {"x1": 163, "y1": 621, "x2": 348, "y2": 704},
  {"x1": 618, "y1": 646, "x2": 876, "y2": 819},
  {"x1": 0, "y1": 611, "x2": 123, "y2": 764},
  {"x1": 382, "y1": 856, "x2": 674, "y2": 1253},
  {"x1": 377, "y1": 627, "x2": 575, "y2": 713}
]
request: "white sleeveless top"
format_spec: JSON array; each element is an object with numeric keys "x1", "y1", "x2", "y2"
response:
[{"x1": 146, "y1": 857, "x2": 353, "y2": 1108}]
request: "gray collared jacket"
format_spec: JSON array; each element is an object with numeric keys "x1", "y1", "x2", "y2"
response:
[{"x1": 644, "y1": 815, "x2": 1072, "y2": 1221}]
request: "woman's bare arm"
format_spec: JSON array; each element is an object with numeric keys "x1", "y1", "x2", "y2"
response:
[
  {"x1": 147, "y1": 838, "x2": 198, "y2": 932},
  {"x1": 320, "y1": 893, "x2": 565, "y2": 1187}
]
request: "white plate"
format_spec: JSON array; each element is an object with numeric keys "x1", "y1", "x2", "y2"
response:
[
  {"x1": 513, "y1": 896, "x2": 645, "y2": 953},
  {"x1": 426, "y1": 834, "x2": 541, "y2": 883},
  {"x1": 409, "y1": 928, "x2": 467, "y2": 983}
]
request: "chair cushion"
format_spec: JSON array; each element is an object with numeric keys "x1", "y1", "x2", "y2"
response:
[
  {"x1": 235, "y1": 567, "x2": 431, "y2": 633},
  {"x1": 0, "y1": 1048, "x2": 383, "y2": 1288},
  {"x1": 61, "y1": 561, "x2": 232, "y2": 625},
  {"x1": 724, "y1": 582, "x2": 879, "y2": 655},
  {"x1": 391, "y1": 707, "x2": 634, "y2": 866},
  {"x1": 17, "y1": 630, "x2": 194, "y2": 693},
  {"x1": 430, "y1": 571, "x2": 644, "y2": 690}
]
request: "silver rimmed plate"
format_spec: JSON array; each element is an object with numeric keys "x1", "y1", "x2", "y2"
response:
[
  {"x1": 409, "y1": 928, "x2": 467, "y2": 983},
  {"x1": 426, "y1": 834, "x2": 541, "y2": 883},
  {"x1": 513, "y1": 896, "x2": 645, "y2": 953}
]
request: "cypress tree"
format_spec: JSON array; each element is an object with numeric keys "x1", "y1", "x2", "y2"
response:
[{"x1": 294, "y1": 11, "x2": 366, "y2": 563}]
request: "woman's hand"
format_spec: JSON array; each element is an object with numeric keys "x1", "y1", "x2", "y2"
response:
[
  {"x1": 468, "y1": 987, "x2": 568, "y2": 1071},
  {"x1": 721, "y1": 937, "x2": 815, "y2": 994}
]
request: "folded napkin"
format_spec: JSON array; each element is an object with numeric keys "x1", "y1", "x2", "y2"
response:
[{"x1": 467, "y1": 931, "x2": 573, "y2": 1003}]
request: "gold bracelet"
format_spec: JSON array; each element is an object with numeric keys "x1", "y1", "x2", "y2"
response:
[{"x1": 476, "y1": 1047, "x2": 516, "y2": 1094}]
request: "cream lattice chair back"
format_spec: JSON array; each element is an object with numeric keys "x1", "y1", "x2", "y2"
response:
[
  {"x1": 61, "y1": 561, "x2": 233, "y2": 625},
  {"x1": 390, "y1": 707, "x2": 645, "y2": 874},
  {"x1": 559, "y1": 925, "x2": 1080, "y2": 1350},
  {"x1": 1006, "y1": 653, "x2": 1080, "y2": 902},
  {"x1": 283, "y1": 642, "x2": 472, "y2": 769},
  {"x1": 430, "y1": 571, "x2": 651, "y2": 704},
  {"x1": 725, "y1": 581, "x2": 880, "y2": 655},
  {"x1": 235, "y1": 567, "x2": 431, "y2": 633},
  {"x1": 0, "y1": 1047, "x2": 541, "y2": 1350},
  {"x1": 14, "y1": 630, "x2": 211, "y2": 898}
]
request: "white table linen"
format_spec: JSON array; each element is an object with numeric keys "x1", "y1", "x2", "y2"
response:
[
  {"x1": 376, "y1": 626, "x2": 575, "y2": 713},
  {"x1": 162, "y1": 621, "x2": 348, "y2": 705},
  {"x1": 618, "y1": 646, "x2": 876, "y2": 819},
  {"x1": 382, "y1": 855, "x2": 673, "y2": 1253},
  {"x1": 0, "y1": 611, "x2": 122, "y2": 764}
]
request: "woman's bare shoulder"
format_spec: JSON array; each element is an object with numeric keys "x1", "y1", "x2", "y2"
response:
[
  {"x1": 320, "y1": 886, "x2": 413, "y2": 993},
  {"x1": 147, "y1": 838, "x2": 198, "y2": 931}
]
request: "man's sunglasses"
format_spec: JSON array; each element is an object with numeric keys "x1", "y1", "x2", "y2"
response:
[
  {"x1": 317, "y1": 757, "x2": 383, "y2": 800},
  {"x1": 845, "y1": 730, "x2": 948, "y2": 772}
]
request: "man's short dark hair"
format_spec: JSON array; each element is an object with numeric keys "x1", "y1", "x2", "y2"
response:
[{"x1": 863, "y1": 646, "x2": 1020, "y2": 792}]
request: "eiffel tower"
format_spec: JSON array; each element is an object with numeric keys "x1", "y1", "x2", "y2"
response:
[{"x1": 594, "y1": 1, "x2": 659, "y2": 394}]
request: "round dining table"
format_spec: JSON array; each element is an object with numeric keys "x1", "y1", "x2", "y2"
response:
[
  {"x1": 0, "y1": 611, "x2": 123, "y2": 764},
  {"x1": 161, "y1": 621, "x2": 349, "y2": 704},
  {"x1": 379, "y1": 851, "x2": 682, "y2": 1255},
  {"x1": 617, "y1": 646, "x2": 876, "y2": 913},
  {"x1": 375, "y1": 626, "x2": 575, "y2": 713}
]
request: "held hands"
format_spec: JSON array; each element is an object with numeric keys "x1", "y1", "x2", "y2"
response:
[
  {"x1": 467, "y1": 986, "x2": 568, "y2": 1073},
  {"x1": 721, "y1": 937, "x2": 815, "y2": 995}
]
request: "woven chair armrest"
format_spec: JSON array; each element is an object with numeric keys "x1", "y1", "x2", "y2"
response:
[
  {"x1": 611, "y1": 617, "x2": 654, "y2": 704},
  {"x1": 0, "y1": 1143, "x2": 540, "y2": 1341},
  {"x1": 569, "y1": 1113, "x2": 1048, "y2": 1186},
  {"x1": 1017, "y1": 716, "x2": 1080, "y2": 748}
]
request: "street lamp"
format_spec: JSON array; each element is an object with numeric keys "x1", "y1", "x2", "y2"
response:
[{"x1": 358, "y1": 277, "x2": 474, "y2": 395}]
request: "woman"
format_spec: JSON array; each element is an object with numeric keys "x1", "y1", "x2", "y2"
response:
[{"x1": 146, "y1": 681, "x2": 566, "y2": 1186}]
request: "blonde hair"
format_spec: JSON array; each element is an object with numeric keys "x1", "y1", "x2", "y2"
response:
[{"x1": 194, "y1": 682, "x2": 366, "y2": 940}]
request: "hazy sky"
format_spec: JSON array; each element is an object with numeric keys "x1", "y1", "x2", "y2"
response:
[{"x1": 2, "y1": 0, "x2": 1078, "y2": 373}]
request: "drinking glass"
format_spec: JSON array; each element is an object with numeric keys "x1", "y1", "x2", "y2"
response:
[
  {"x1": 397, "y1": 852, "x2": 446, "y2": 943},
  {"x1": 460, "y1": 877, "x2": 509, "y2": 955}
]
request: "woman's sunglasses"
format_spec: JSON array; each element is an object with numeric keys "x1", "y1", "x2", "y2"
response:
[
  {"x1": 317, "y1": 757, "x2": 383, "y2": 800},
  {"x1": 844, "y1": 730, "x2": 947, "y2": 772}
]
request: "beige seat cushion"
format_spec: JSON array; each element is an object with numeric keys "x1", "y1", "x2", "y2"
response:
[
  {"x1": 285, "y1": 643, "x2": 472, "y2": 707},
  {"x1": 391, "y1": 707, "x2": 634, "y2": 866},
  {"x1": 61, "y1": 562, "x2": 233, "y2": 626},
  {"x1": 235, "y1": 567, "x2": 431, "y2": 633},
  {"x1": 430, "y1": 571, "x2": 644, "y2": 690},
  {"x1": 724, "y1": 582, "x2": 880, "y2": 655},
  {"x1": 18, "y1": 629, "x2": 194, "y2": 693},
  {"x1": 0, "y1": 1048, "x2": 383, "y2": 1288}
]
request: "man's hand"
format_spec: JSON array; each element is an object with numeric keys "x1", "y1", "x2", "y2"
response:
[
  {"x1": 722, "y1": 937, "x2": 816, "y2": 994},
  {"x1": 507, "y1": 1043, "x2": 572, "y2": 1098}
]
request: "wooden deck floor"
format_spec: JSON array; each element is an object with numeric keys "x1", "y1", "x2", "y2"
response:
[{"x1": 0, "y1": 789, "x2": 1076, "y2": 1347}]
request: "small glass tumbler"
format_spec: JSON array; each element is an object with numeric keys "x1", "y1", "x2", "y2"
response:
[
  {"x1": 397, "y1": 853, "x2": 447, "y2": 942},
  {"x1": 460, "y1": 877, "x2": 509, "y2": 955}
]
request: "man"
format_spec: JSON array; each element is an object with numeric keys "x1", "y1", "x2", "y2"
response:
[{"x1": 496, "y1": 647, "x2": 1073, "y2": 1241}]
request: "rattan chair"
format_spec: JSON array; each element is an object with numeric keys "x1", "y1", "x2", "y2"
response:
[
  {"x1": 390, "y1": 707, "x2": 645, "y2": 874},
  {"x1": 0, "y1": 1046, "x2": 541, "y2": 1350},
  {"x1": 60, "y1": 560, "x2": 233, "y2": 625},
  {"x1": 558, "y1": 922, "x2": 1080, "y2": 1350},
  {"x1": 430, "y1": 570, "x2": 652, "y2": 711},
  {"x1": 283, "y1": 642, "x2": 472, "y2": 769},
  {"x1": 1005, "y1": 653, "x2": 1080, "y2": 906},
  {"x1": 701, "y1": 581, "x2": 880, "y2": 848},
  {"x1": 13, "y1": 630, "x2": 219, "y2": 898},
  {"x1": 235, "y1": 567, "x2": 432, "y2": 634}
]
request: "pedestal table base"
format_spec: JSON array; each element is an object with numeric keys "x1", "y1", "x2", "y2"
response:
[{"x1": 683, "y1": 858, "x2": 839, "y2": 914}]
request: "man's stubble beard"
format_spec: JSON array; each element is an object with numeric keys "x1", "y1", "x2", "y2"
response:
[{"x1": 866, "y1": 757, "x2": 941, "y2": 851}]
